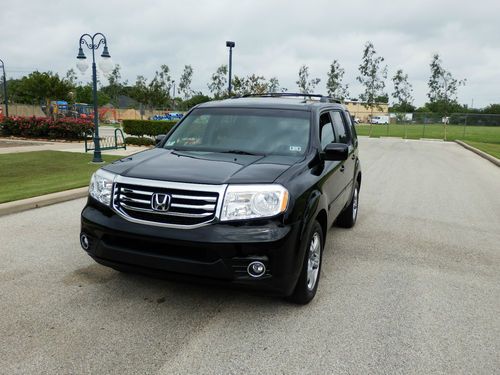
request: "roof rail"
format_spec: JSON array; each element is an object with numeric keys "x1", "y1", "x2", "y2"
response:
[{"x1": 240, "y1": 93, "x2": 342, "y2": 104}]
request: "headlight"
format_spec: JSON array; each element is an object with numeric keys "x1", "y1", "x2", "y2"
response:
[
  {"x1": 221, "y1": 185, "x2": 289, "y2": 221},
  {"x1": 89, "y1": 169, "x2": 116, "y2": 206}
]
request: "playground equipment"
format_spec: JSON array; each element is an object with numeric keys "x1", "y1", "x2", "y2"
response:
[{"x1": 150, "y1": 112, "x2": 183, "y2": 121}]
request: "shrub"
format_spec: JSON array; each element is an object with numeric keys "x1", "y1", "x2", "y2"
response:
[
  {"x1": 122, "y1": 119, "x2": 178, "y2": 137},
  {"x1": 0, "y1": 116, "x2": 93, "y2": 139},
  {"x1": 124, "y1": 136, "x2": 155, "y2": 146}
]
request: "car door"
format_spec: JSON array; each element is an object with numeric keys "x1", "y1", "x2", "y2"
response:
[
  {"x1": 330, "y1": 110, "x2": 356, "y2": 207},
  {"x1": 318, "y1": 111, "x2": 346, "y2": 220}
]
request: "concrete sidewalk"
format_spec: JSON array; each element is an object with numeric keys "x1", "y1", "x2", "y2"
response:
[{"x1": 0, "y1": 138, "x2": 146, "y2": 156}]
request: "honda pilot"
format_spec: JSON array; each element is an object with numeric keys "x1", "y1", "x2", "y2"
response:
[{"x1": 80, "y1": 94, "x2": 361, "y2": 304}]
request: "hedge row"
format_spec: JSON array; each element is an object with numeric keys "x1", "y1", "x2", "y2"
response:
[
  {"x1": 124, "y1": 136, "x2": 155, "y2": 146},
  {"x1": 0, "y1": 116, "x2": 93, "y2": 139},
  {"x1": 122, "y1": 119, "x2": 178, "y2": 137}
]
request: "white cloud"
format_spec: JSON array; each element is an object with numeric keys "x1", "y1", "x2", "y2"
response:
[{"x1": 1, "y1": 0, "x2": 499, "y2": 107}]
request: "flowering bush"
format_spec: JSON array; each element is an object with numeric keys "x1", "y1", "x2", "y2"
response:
[{"x1": 0, "y1": 116, "x2": 94, "y2": 139}]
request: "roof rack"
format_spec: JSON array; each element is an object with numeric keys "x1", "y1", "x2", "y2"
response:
[{"x1": 240, "y1": 93, "x2": 343, "y2": 104}]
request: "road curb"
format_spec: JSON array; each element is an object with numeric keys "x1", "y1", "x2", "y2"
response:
[
  {"x1": 0, "y1": 187, "x2": 88, "y2": 217},
  {"x1": 455, "y1": 140, "x2": 500, "y2": 167}
]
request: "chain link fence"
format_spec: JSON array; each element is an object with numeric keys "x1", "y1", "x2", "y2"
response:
[{"x1": 353, "y1": 111, "x2": 500, "y2": 143}]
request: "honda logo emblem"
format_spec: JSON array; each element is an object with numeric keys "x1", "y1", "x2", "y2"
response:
[{"x1": 151, "y1": 193, "x2": 171, "y2": 212}]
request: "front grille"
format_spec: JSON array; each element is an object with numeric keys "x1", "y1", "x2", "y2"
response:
[{"x1": 112, "y1": 177, "x2": 226, "y2": 228}]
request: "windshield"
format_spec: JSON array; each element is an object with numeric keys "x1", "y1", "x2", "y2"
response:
[{"x1": 163, "y1": 107, "x2": 310, "y2": 156}]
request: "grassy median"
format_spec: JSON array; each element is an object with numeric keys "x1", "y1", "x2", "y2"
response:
[
  {"x1": 355, "y1": 124, "x2": 500, "y2": 159},
  {"x1": 0, "y1": 151, "x2": 121, "y2": 204},
  {"x1": 355, "y1": 124, "x2": 500, "y2": 143},
  {"x1": 463, "y1": 141, "x2": 500, "y2": 159}
]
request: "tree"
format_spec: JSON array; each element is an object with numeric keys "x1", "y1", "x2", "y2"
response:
[
  {"x1": 13, "y1": 71, "x2": 74, "y2": 104},
  {"x1": 74, "y1": 84, "x2": 110, "y2": 106},
  {"x1": 207, "y1": 65, "x2": 228, "y2": 99},
  {"x1": 427, "y1": 54, "x2": 466, "y2": 114},
  {"x1": 391, "y1": 69, "x2": 414, "y2": 112},
  {"x1": 326, "y1": 60, "x2": 349, "y2": 100},
  {"x1": 268, "y1": 77, "x2": 280, "y2": 93},
  {"x1": 129, "y1": 75, "x2": 149, "y2": 105},
  {"x1": 232, "y1": 75, "x2": 249, "y2": 96},
  {"x1": 357, "y1": 41, "x2": 388, "y2": 113},
  {"x1": 482, "y1": 104, "x2": 500, "y2": 114},
  {"x1": 296, "y1": 65, "x2": 320, "y2": 94},
  {"x1": 101, "y1": 64, "x2": 126, "y2": 106},
  {"x1": 65, "y1": 69, "x2": 78, "y2": 88},
  {"x1": 246, "y1": 74, "x2": 268, "y2": 94},
  {"x1": 178, "y1": 65, "x2": 194, "y2": 99},
  {"x1": 179, "y1": 94, "x2": 211, "y2": 111},
  {"x1": 148, "y1": 64, "x2": 173, "y2": 107}
]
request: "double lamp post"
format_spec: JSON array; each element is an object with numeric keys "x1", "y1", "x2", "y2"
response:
[{"x1": 76, "y1": 32, "x2": 112, "y2": 163}]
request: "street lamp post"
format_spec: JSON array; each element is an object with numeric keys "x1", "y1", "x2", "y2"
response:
[
  {"x1": 172, "y1": 80, "x2": 176, "y2": 110},
  {"x1": 226, "y1": 41, "x2": 235, "y2": 95},
  {"x1": 76, "y1": 33, "x2": 112, "y2": 163},
  {"x1": 0, "y1": 59, "x2": 8, "y2": 117}
]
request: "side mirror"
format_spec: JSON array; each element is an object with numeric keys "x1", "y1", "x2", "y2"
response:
[
  {"x1": 323, "y1": 143, "x2": 348, "y2": 161},
  {"x1": 155, "y1": 134, "x2": 166, "y2": 145}
]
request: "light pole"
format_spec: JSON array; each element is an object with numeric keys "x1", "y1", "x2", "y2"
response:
[
  {"x1": 172, "y1": 80, "x2": 176, "y2": 110},
  {"x1": 226, "y1": 41, "x2": 235, "y2": 95},
  {"x1": 0, "y1": 59, "x2": 8, "y2": 117},
  {"x1": 76, "y1": 33, "x2": 112, "y2": 163},
  {"x1": 441, "y1": 72, "x2": 449, "y2": 141}
]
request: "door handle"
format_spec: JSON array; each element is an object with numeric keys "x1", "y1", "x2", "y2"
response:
[{"x1": 340, "y1": 165, "x2": 345, "y2": 172}]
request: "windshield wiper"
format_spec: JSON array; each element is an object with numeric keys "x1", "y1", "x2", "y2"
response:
[{"x1": 220, "y1": 149, "x2": 260, "y2": 156}]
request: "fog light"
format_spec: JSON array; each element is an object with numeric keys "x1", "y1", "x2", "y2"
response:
[
  {"x1": 247, "y1": 261, "x2": 266, "y2": 278},
  {"x1": 80, "y1": 234, "x2": 90, "y2": 250}
]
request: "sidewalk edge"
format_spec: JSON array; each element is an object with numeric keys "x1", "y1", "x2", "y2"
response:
[
  {"x1": 0, "y1": 187, "x2": 88, "y2": 217},
  {"x1": 455, "y1": 140, "x2": 500, "y2": 167}
]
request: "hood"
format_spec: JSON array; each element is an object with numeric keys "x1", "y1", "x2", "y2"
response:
[{"x1": 104, "y1": 148, "x2": 301, "y2": 185}]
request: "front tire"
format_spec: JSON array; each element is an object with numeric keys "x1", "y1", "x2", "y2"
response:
[{"x1": 287, "y1": 220, "x2": 324, "y2": 305}]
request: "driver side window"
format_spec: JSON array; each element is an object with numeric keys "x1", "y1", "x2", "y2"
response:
[{"x1": 320, "y1": 112, "x2": 334, "y2": 150}]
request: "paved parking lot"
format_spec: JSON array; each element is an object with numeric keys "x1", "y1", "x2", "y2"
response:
[{"x1": 0, "y1": 138, "x2": 499, "y2": 374}]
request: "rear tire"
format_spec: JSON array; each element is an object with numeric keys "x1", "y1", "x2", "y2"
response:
[
  {"x1": 336, "y1": 181, "x2": 359, "y2": 228},
  {"x1": 287, "y1": 220, "x2": 324, "y2": 305}
]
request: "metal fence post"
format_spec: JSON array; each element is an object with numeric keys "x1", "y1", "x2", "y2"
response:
[{"x1": 462, "y1": 114, "x2": 467, "y2": 138}]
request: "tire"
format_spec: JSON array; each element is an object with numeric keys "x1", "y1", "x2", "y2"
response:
[
  {"x1": 336, "y1": 181, "x2": 360, "y2": 228},
  {"x1": 287, "y1": 220, "x2": 324, "y2": 305}
]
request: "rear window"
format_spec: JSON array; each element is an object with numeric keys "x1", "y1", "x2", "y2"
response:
[{"x1": 163, "y1": 107, "x2": 310, "y2": 156}]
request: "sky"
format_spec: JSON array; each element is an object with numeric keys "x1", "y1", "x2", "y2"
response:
[{"x1": 1, "y1": 0, "x2": 499, "y2": 108}]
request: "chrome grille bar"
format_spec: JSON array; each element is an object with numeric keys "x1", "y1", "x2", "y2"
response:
[{"x1": 111, "y1": 176, "x2": 228, "y2": 229}]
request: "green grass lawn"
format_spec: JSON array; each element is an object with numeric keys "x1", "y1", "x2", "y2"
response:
[
  {"x1": 0, "y1": 151, "x2": 121, "y2": 204},
  {"x1": 355, "y1": 124, "x2": 500, "y2": 144},
  {"x1": 463, "y1": 141, "x2": 500, "y2": 159},
  {"x1": 355, "y1": 123, "x2": 500, "y2": 159}
]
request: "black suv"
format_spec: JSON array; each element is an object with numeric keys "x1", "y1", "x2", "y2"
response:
[{"x1": 80, "y1": 94, "x2": 361, "y2": 304}]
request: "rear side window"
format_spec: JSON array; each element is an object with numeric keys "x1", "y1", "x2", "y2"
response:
[
  {"x1": 319, "y1": 112, "x2": 334, "y2": 149},
  {"x1": 330, "y1": 111, "x2": 351, "y2": 144}
]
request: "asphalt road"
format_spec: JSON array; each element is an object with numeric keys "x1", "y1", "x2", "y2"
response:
[{"x1": 1, "y1": 138, "x2": 499, "y2": 374}]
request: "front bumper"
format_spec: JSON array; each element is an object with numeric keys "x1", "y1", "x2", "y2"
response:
[{"x1": 80, "y1": 203, "x2": 305, "y2": 296}]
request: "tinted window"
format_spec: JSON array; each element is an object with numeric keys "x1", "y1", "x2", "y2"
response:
[
  {"x1": 330, "y1": 111, "x2": 351, "y2": 144},
  {"x1": 319, "y1": 113, "x2": 334, "y2": 149},
  {"x1": 346, "y1": 111, "x2": 357, "y2": 139},
  {"x1": 164, "y1": 108, "x2": 310, "y2": 156}
]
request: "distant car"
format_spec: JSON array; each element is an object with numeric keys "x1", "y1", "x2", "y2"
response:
[
  {"x1": 151, "y1": 113, "x2": 184, "y2": 121},
  {"x1": 370, "y1": 116, "x2": 389, "y2": 125}
]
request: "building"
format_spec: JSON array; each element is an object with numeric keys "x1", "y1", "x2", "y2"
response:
[{"x1": 344, "y1": 100, "x2": 389, "y2": 123}]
